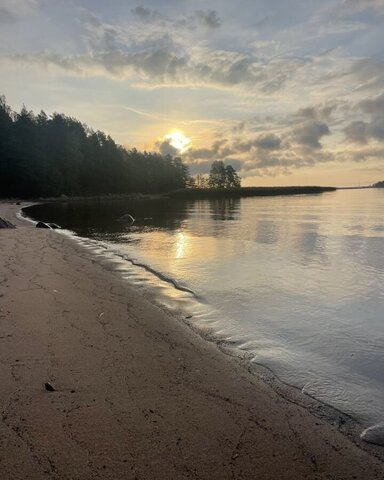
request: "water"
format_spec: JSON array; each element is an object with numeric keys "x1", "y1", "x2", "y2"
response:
[{"x1": 25, "y1": 189, "x2": 384, "y2": 425}]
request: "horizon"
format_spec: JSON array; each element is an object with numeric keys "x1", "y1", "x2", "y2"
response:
[{"x1": 1, "y1": 0, "x2": 384, "y2": 187}]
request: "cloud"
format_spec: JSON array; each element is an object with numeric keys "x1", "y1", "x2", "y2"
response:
[
  {"x1": 131, "y1": 6, "x2": 151, "y2": 19},
  {"x1": 292, "y1": 103, "x2": 337, "y2": 122},
  {"x1": 336, "y1": 0, "x2": 384, "y2": 15},
  {"x1": 344, "y1": 120, "x2": 368, "y2": 143},
  {"x1": 3, "y1": 8, "x2": 315, "y2": 93},
  {"x1": 7, "y1": 45, "x2": 309, "y2": 93},
  {"x1": 131, "y1": 6, "x2": 162, "y2": 22},
  {"x1": 0, "y1": 0, "x2": 37, "y2": 23},
  {"x1": 348, "y1": 58, "x2": 384, "y2": 92},
  {"x1": 228, "y1": 133, "x2": 283, "y2": 153},
  {"x1": 131, "y1": 6, "x2": 220, "y2": 30},
  {"x1": 156, "y1": 138, "x2": 179, "y2": 157},
  {"x1": 11, "y1": 2, "x2": 382, "y2": 103},
  {"x1": 187, "y1": 147, "x2": 217, "y2": 161},
  {"x1": 183, "y1": 104, "x2": 337, "y2": 178},
  {"x1": 336, "y1": 143, "x2": 384, "y2": 163},
  {"x1": 232, "y1": 148, "x2": 335, "y2": 179},
  {"x1": 360, "y1": 92, "x2": 384, "y2": 115},
  {"x1": 292, "y1": 120, "x2": 330, "y2": 149},
  {"x1": 367, "y1": 115, "x2": 384, "y2": 141},
  {"x1": 344, "y1": 93, "x2": 384, "y2": 143},
  {"x1": 253, "y1": 133, "x2": 282, "y2": 150},
  {"x1": 194, "y1": 10, "x2": 221, "y2": 29},
  {"x1": 345, "y1": 116, "x2": 384, "y2": 143}
]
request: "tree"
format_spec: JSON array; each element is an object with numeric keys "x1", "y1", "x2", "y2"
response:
[
  {"x1": 225, "y1": 164, "x2": 241, "y2": 188},
  {"x1": 208, "y1": 160, "x2": 226, "y2": 188},
  {"x1": 186, "y1": 176, "x2": 196, "y2": 188},
  {"x1": 195, "y1": 173, "x2": 208, "y2": 188},
  {"x1": 208, "y1": 161, "x2": 241, "y2": 189}
]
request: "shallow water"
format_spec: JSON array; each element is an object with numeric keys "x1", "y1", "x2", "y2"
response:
[{"x1": 26, "y1": 189, "x2": 384, "y2": 424}]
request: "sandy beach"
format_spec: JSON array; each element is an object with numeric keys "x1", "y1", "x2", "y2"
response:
[{"x1": 0, "y1": 202, "x2": 383, "y2": 480}]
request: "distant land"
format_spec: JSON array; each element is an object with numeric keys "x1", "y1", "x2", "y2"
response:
[{"x1": 170, "y1": 186, "x2": 336, "y2": 199}]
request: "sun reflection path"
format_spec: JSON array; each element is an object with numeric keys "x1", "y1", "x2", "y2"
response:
[{"x1": 176, "y1": 231, "x2": 186, "y2": 259}]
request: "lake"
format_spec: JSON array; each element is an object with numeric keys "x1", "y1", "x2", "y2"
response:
[{"x1": 25, "y1": 189, "x2": 384, "y2": 425}]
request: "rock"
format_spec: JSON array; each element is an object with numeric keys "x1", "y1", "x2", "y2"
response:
[
  {"x1": 44, "y1": 382, "x2": 56, "y2": 392},
  {"x1": 118, "y1": 213, "x2": 135, "y2": 223},
  {"x1": 0, "y1": 218, "x2": 16, "y2": 229},
  {"x1": 36, "y1": 222, "x2": 51, "y2": 229},
  {"x1": 360, "y1": 423, "x2": 384, "y2": 446},
  {"x1": 48, "y1": 223, "x2": 61, "y2": 229}
]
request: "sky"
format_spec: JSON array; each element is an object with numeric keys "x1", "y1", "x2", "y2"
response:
[{"x1": 1, "y1": 0, "x2": 384, "y2": 186}]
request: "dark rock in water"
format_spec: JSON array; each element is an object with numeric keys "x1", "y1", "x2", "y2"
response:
[
  {"x1": 36, "y1": 221, "x2": 51, "y2": 229},
  {"x1": 48, "y1": 223, "x2": 61, "y2": 229},
  {"x1": 0, "y1": 218, "x2": 16, "y2": 229},
  {"x1": 16, "y1": 202, "x2": 21, "y2": 205},
  {"x1": 44, "y1": 382, "x2": 56, "y2": 392},
  {"x1": 117, "y1": 213, "x2": 135, "y2": 224},
  {"x1": 360, "y1": 423, "x2": 384, "y2": 446}
]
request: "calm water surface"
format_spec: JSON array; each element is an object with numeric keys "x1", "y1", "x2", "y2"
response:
[{"x1": 26, "y1": 189, "x2": 384, "y2": 424}]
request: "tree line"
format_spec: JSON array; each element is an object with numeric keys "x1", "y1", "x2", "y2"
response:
[
  {"x1": 191, "y1": 161, "x2": 241, "y2": 189},
  {"x1": 0, "y1": 96, "x2": 190, "y2": 198},
  {"x1": 0, "y1": 96, "x2": 241, "y2": 198}
]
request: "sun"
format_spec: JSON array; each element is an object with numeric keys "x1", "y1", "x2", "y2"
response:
[{"x1": 164, "y1": 130, "x2": 191, "y2": 153}]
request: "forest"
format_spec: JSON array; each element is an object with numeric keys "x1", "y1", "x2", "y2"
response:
[{"x1": 0, "y1": 96, "x2": 190, "y2": 198}]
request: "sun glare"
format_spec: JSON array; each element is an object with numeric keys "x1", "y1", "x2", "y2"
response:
[{"x1": 164, "y1": 130, "x2": 191, "y2": 153}]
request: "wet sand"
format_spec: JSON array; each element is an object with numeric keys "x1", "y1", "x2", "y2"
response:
[{"x1": 1, "y1": 202, "x2": 384, "y2": 480}]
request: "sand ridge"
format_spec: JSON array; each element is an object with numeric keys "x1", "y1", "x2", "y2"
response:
[{"x1": 0, "y1": 202, "x2": 383, "y2": 479}]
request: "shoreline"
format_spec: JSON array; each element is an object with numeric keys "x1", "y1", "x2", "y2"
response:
[
  {"x1": 2, "y1": 184, "x2": 338, "y2": 206},
  {"x1": 1, "y1": 201, "x2": 384, "y2": 479}
]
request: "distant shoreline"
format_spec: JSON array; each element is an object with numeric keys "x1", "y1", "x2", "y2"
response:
[
  {"x1": 169, "y1": 185, "x2": 337, "y2": 199},
  {"x1": 4, "y1": 185, "x2": 338, "y2": 204}
]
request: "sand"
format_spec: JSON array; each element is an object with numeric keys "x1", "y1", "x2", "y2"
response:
[{"x1": 0, "y1": 201, "x2": 384, "y2": 480}]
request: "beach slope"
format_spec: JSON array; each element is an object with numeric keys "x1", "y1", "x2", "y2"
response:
[{"x1": 0, "y1": 202, "x2": 383, "y2": 480}]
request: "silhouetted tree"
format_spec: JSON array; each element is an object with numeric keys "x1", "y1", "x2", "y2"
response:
[
  {"x1": 195, "y1": 173, "x2": 208, "y2": 188},
  {"x1": 208, "y1": 160, "x2": 226, "y2": 188},
  {"x1": 225, "y1": 165, "x2": 241, "y2": 188},
  {"x1": 208, "y1": 161, "x2": 241, "y2": 189}
]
